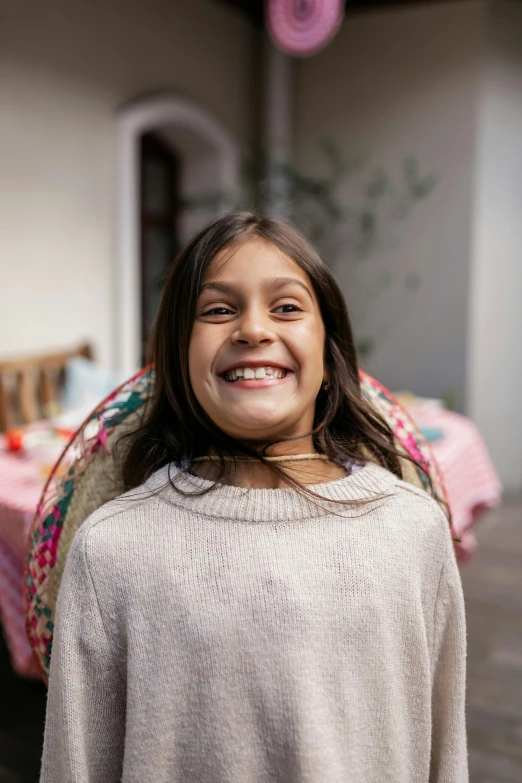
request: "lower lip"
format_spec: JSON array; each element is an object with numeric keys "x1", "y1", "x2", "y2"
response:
[{"x1": 219, "y1": 372, "x2": 294, "y2": 389}]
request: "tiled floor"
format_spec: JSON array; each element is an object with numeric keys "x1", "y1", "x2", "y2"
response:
[
  {"x1": 462, "y1": 499, "x2": 522, "y2": 783},
  {"x1": 0, "y1": 499, "x2": 521, "y2": 782}
]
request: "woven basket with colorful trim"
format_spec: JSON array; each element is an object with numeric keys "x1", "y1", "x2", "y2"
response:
[{"x1": 24, "y1": 367, "x2": 448, "y2": 683}]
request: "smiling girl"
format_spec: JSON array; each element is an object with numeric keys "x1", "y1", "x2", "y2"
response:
[{"x1": 41, "y1": 213, "x2": 467, "y2": 782}]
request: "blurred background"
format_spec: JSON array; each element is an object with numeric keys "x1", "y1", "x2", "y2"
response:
[{"x1": 0, "y1": 1, "x2": 520, "y2": 781}]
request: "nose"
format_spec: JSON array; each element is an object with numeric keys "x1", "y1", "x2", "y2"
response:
[{"x1": 231, "y1": 306, "x2": 275, "y2": 346}]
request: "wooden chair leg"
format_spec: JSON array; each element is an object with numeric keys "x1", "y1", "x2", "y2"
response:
[
  {"x1": 0, "y1": 376, "x2": 11, "y2": 432},
  {"x1": 18, "y1": 371, "x2": 38, "y2": 425},
  {"x1": 40, "y1": 368, "x2": 59, "y2": 419}
]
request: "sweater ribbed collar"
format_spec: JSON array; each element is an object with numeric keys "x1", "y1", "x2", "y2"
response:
[{"x1": 146, "y1": 461, "x2": 398, "y2": 523}]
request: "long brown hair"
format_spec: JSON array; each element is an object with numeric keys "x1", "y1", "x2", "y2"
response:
[{"x1": 121, "y1": 211, "x2": 420, "y2": 497}]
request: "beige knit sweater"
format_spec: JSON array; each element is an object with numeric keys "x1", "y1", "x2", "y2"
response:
[{"x1": 40, "y1": 462, "x2": 468, "y2": 783}]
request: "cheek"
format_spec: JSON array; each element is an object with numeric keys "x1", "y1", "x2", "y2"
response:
[
  {"x1": 188, "y1": 327, "x2": 221, "y2": 394},
  {"x1": 188, "y1": 330, "x2": 209, "y2": 393},
  {"x1": 293, "y1": 321, "x2": 325, "y2": 384}
]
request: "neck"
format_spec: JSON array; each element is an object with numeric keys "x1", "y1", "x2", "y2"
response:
[{"x1": 192, "y1": 440, "x2": 348, "y2": 489}]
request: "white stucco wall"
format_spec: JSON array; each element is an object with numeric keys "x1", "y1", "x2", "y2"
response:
[
  {"x1": 0, "y1": 0, "x2": 254, "y2": 367},
  {"x1": 468, "y1": 0, "x2": 522, "y2": 491},
  {"x1": 294, "y1": 0, "x2": 487, "y2": 407}
]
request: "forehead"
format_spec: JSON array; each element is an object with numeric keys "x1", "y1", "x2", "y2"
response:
[{"x1": 205, "y1": 237, "x2": 312, "y2": 286}]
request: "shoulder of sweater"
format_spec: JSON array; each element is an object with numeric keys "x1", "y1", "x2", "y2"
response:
[
  {"x1": 392, "y1": 478, "x2": 453, "y2": 545},
  {"x1": 394, "y1": 478, "x2": 447, "y2": 512},
  {"x1": 72, "y1": 475, "x2": 166, "y2": 546}
]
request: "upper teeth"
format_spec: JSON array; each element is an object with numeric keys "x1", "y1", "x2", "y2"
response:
[{"x1": 224, "y1": 366, "x2": 287, "y2": 381}]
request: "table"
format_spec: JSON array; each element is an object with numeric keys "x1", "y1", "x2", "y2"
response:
[
  {"x1": 409, "y1": 404, "x2": 502, "y2": 561},
  {"x1": 0, "y1": 438, "x2": 43, "y2": 678},
  {"x1": 0, "y1": 409, "x2": 503, "y2": 679}
]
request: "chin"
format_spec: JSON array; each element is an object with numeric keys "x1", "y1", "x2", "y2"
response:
[
  {"x1": 221, "y1": 412, "x2": 290, "y2": 441},
  {"x1": 230, "y1": 420, "x2": 287, "y2": 440}
]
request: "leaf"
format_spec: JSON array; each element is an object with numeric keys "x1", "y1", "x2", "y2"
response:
[
  {"x1": 365, "y1": 169, "x2": 389, "y2": 200},
  {"x1": 403, "y1": 157, "x2": 437, "y2": 200}
]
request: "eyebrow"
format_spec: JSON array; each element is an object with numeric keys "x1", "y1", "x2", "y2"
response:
[{"x1": 199, "y1": 277, "x2": 314, "y2": 301}]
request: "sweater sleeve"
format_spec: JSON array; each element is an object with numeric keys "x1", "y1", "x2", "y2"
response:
[
  {"x1": 429, "y1": 541, "x2": 469, "y2": 783},
  {"x1": 40, "y1": 526, "x2": 126, "y2": 783}
]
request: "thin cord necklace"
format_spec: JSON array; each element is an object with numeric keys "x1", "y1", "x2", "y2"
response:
[{"x1": 192, "y1": 453, "x2": 330, "y2": 464}]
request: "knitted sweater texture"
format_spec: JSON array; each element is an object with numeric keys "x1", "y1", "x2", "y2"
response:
[{"x1": 40, "y1": 462, "x2": 468, "y2": 783}]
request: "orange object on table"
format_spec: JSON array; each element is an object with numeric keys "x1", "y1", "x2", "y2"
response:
[{"x1": 6, "y1": 429, "x2": 24, "y2": 453}]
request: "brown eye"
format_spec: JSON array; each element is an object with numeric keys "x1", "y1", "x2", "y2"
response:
[
  {"x1": 274, "y1": 304, "x2": 302, "y2": 314},
  {"x1": 202, "y1": 307, "x2": 233, "y2": 316}
]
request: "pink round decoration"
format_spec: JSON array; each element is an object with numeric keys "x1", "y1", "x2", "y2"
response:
[{"x1": 266, "y1": 0, "x2": 344, "y2": 57}]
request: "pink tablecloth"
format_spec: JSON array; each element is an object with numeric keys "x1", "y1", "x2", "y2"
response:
[
  {"x1": 0, "y1": 439, "x2": 43, "y2": 678},
  {"x1": 410, "y1": 405, "x2": 502, "y2": 560},
  {"x1": 0, "y1": 410, "x2": 503, "y2": 679}
]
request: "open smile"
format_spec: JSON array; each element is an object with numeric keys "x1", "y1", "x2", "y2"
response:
[{"x1": 218, "y1": 364, "x2": 295, "y2": 388}]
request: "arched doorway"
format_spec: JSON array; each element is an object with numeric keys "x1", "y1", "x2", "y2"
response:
[
  {"x1": 140, "y1": 132, "x2": 181, "y2": 363},
  {"x1": 117, "y1": 95, "x2": 240, "y2": 375}
]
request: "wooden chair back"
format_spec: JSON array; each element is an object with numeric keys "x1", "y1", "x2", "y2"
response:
[{"x1": 0, "y1": 343, "x2": 93, "y2": 432}]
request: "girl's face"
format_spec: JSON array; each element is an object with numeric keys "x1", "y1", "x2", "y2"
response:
[{"x1": 188, "y1": 238, "x2": 327, "y2": 445}]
